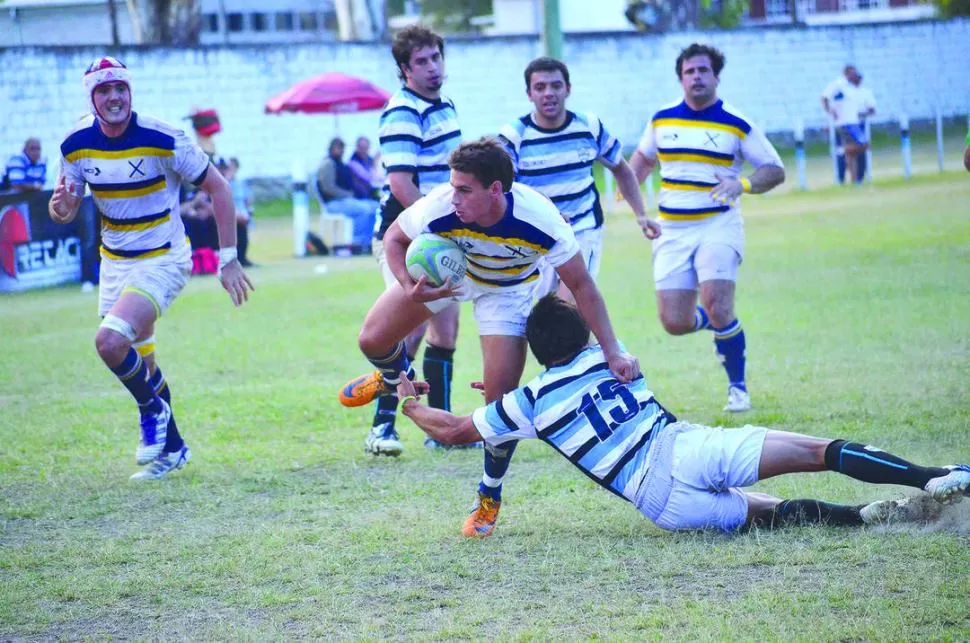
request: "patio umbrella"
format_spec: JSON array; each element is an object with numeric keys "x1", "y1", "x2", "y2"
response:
[{"x1": 264, "y1": 72, "x2": 391, "y2": 115}]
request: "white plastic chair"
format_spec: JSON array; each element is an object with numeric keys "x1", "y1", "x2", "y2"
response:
[{"x1": 308, "y1": 171, "x2": 353, "y2": 248}]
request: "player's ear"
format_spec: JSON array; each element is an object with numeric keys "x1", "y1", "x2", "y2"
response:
[{"x1": 488, "y1": 180, "x2": 503, "y2": 196}]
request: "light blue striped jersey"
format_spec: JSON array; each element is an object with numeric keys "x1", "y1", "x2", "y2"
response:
[
  {"x1": 375, "y1": 86, "x2": 461, "y2": 239},
  {"x1": 397, "y1": 183, "x2": 579, "y2": 291},
  {"x1": 58, "y1": 112, "x2": 210, "y2": 260},
  {"x1": 4, "y1": 151, "x2": 47, "y2": 188},
  {"x1": 636, "y1": 99, "x2": 782, "y2": 228},
  {"x1": 472, "y1": 344, "x2": 677, "y2": 501},
  {"x1": 498, "y1": 111, "x2": 621, "y2": 235}
]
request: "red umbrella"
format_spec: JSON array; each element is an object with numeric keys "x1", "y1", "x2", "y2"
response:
[{"x1": 265, "y1": 72, "x2": 391, "y2": 115}]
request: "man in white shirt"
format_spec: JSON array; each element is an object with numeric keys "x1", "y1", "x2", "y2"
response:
[{"x1": 821, "y1": 65, "x2": 876, "y2": 185}]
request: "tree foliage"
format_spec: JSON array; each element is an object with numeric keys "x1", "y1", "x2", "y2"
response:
[{"x1": 387, "y1": 0, "x2": 493, "y2": 33}]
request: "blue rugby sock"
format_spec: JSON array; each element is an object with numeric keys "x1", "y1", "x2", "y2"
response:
[
  {"x1": 480, "y1": 441, "x2": 519, "y2": 501},
  {"x1": 110, "y1": 349, "x2": 161, "y2": 413},
  {"x1": 692, "y1": 305, "x2": 712, "y2": 332},
  {"x1": 713, "y1": 319, "x2": 746, "y2": 390},
  {"x1": 423, "y1": 344, "x2": 454, "y2": 411},
  {"x1": 149, "y1": 366, "x2": 184, "y2": 453},
  {"x1": 368, "y1": 341, "x2": 412, "y2": 385}
]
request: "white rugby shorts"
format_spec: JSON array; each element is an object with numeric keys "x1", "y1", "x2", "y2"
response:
[
  {"x1": 98, "y1": 241, "x2": 192, "y2": 318},
  {"x1": 635, "y1": 422, "x2": 768, "y2": 532},
  {"x1": 652, "y1": 214, "x2": 744, "y2": 290}
]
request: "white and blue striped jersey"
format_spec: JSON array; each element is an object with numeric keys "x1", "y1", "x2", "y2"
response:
[
  {"x1": 58, "y1": 112, "x2": 210, "y2": 260},
  {"x1": 499, "y1": 111, "x2": 621, "y2": 235},
  {"x1": 375, "y1": 86, "x2": 462, "y2": 239},
  {"x1": 636, "y1": 99, "x2": 783, "y2": 228},
  {"x1": 472, "y1": 344, "x2": 677, "y2": 501},
  {"x1": 397, "y1": 182, "x2": 579, "y2": 291}
]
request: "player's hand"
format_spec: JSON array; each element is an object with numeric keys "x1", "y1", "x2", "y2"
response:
[
  {"x1": 635, "y1": 215, "x2": 662, "y2": 240},
  {"x1": 606, "y1": 351, "x2": 640, "y2": 384},
  {"x1": 470, "y1": 381, "x2": 486, "y2": 397},
  {"x1": 395, "y1": 371, "x2": 431, "y2": 399},
  {"x1": 710, "y1": 173, "x2": 744, "y2": 206},
  {"x1": 406, "y1": 275, "x2": 460, "y2": 304},
  {"x1": 218, "y1": 260, "x2": 255, "y2": 307},
  {"x1": 49, "y1": 175, "x2": 82, "y2": 224}
]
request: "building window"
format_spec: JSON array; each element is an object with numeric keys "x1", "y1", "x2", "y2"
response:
[
  {"x1": 227, "y1": 13, "x2": 244, "y2": 32},
  {"x1": 275, "y1": 12, "x2": 294, "y2": 31},
  {"x1": 765, "y1": 0, "x2": 789, "y2": 15},
  {"x1": 201, "y1": 13, "x2": 219, "y2": 33},
  {"x1": 299, "y1": 11, "x2": 319, "y2": 31},
  {"x1": 251, "y1": 13, "x2": 268, "y2": 32},
  {"x1": 323, "y1": 9, "x2": 338, "y2": 31}
]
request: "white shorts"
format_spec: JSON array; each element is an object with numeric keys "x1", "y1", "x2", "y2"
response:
[
  {"x1": 374, "y1": 238, "x2": 532, "y2": 337},
  {"x1": 635, "y1": 422, "x2": 768, "y2": 532},
  {"x1": 653, "y1": 214, "x2": 744, "y2": 290},
  {"x1": 98, "y1": 242, "x2": 192, "y2": 318},
  {"x1": 372, "y1": 238, "x2": 397, "y2": 289},
  {"x1": 535, "y1": 227, "x2": 603, "y2": 297}
]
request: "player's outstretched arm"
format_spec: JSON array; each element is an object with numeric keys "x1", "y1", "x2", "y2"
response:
[
  {"x1": 48, "y1": 175, "x2": 82, "y2": 224},
  {"x1": 610, "y1": 158, "x2": 660, "y2": 239},
  {"x1": 199, "y1": 164, "x2": 254, "y2": 306},
  {"x1": 396, "y1": 372, "x2": 482, "y2": 445}
]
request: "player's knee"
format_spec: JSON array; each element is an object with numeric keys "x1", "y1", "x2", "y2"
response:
[
  {"x1": 702, "y1": 299, "x2": 734, "y2": 328},
  {"x1": 658, "y1": 310, "x2": 693, "y2": 336},
  {"x1": 358, "y1": 326, "x2": 394, "y2": 358},
  {"x1": 94, "y1": 326, "x2": 131, "y2": 362}
]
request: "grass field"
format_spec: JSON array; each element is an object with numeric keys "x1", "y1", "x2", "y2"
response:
[{"x1": 2, "y1": 172, "x2": 970, "y2": 639}]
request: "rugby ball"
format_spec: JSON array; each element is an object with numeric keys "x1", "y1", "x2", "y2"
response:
[{"x1": 405, "y1": 233, "x2": 466, "y2": 287}]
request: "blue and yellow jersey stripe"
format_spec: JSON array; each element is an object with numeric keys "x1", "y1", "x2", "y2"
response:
[
  {"x1": 658, "y1": 204, "x2": 731, "y2": 221},
  {"x1": 90, "y1": 175, "x2": 166, "y2": 199},
  {"x1": 101, "y1": 209, "x2": 171, "y2": 232},
  {"x1": 65, "y1": 146, "x2": 174, "y2": 163},
  {"x1": 651, "y1": 101, "x2": 752, "y2": 136},
  {"x1": 660, "y1": 178, "x2": 718, "y2": 192},
  {"x1": 657, "y1": 147, "x2": 734, "y2": 167},
  {"x1": 100, "y1": 242, "x2": 172, "y2": 261}
]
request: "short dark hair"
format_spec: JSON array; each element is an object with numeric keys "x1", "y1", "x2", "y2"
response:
[
  {"x1": 526, "y1": 295, "x2": 591, "y2": 368},
  {"x1": 524, "y1": 56, "x2": 570, "y2": 89},
  {"x1": 448, "y1": 137, "x2": 514, "y2": 192},
  {"x1": 392, "y1": 24, "x2": 445, "y2": 82},
  {"x1": 675, "y1": 43, "x2": 726, "y2": 78},
  {"x1": 329, "y1": 137, "x2": 345, "y2": 155}
]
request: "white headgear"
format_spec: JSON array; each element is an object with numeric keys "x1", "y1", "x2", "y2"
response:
[{"x1": 83, "y1": 56, "x2": 131, "y2": 117}]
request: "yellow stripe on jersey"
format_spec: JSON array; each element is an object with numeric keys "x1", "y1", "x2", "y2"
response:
[
  {"x1": 657, "y1": 152, "x2": 733, "y2": 167},
  {"x1": 65, "y1": 147, "x2": 175, "y2": 162},
  {"x1": 467, "y1": 261, "x2": 535, "y2": 276},
  {"x1": 466, "y1": 270, "x2": 540, "y2": 286},
  {"x1": 101, "y1": 210, "x2": 171, "y2": 232},
  {"x1": 100, "y1": 245, "x2": 171, "y2": 261},
  {"x1": 660, "y1": 180, "x2": 713, "y2": 192},
  {"x1": 439, "y1": 230, "x2": 548, "y2": 254},
  {"x1": 657, "y1": 209, "x2": 725, "y2": 221},
  {"x1": 92, "y1": 179, "x2": 167, "y2": 200},
  {"x1": 652, "y1": 118, "x2": 748, "y2": 139}
]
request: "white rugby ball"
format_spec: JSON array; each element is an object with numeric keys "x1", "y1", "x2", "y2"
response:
[{"x1": 405, "y1": 233, "x2": 466, "y2": 287}]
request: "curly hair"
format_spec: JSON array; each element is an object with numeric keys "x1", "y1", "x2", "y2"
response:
[
  {"x1": 675, "y1": 43, "x2": 726, "y2": 78},
  {"x1": 391, "y1": 25, "x2": 445, "y2": 82}
]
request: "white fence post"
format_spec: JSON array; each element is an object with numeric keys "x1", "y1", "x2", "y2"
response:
[
  {"x1": 794, "y1": 117, "x2": 807, "y2": 191},
  {"x1": 292, "y1": 161, "x2": 309, "y2": 258},
  {"x1": 900, "y1": 113, "x2": 912, "y2": 179},
  {"x1": 936, "y1": 107, "x2": 945, "y2": 173}
]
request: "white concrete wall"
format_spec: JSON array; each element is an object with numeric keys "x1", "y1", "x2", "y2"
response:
[{"x1": 2, "y1": 19, "x2": 968, "y2": 185}]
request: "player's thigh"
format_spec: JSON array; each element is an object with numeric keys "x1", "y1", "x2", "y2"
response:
[
  {"x1": 479, "y1": 335, "x2": 528, "y2": 403},
  {"x1": 671, "y1": 424, "x2": 768, "y2": 492},
  {"x1": 576, "y1": 228, "x2": 604, "y2": 280},
  {"x1": 653, "y1": 483, "x2": 751, "y2": 532},
  {"x1": 359, "y1": 284, "x2": 436, "y2": 355},
  {"x1": 652, "y1": 228, "x2": 698, "y2": 291},
  {"x1": 426, "y1": 301, "x2": 459, "y2": 349},
  {"x1": 98, "y1": 248, "x2": 191, "y2": 321},
  {"x1": 103, "y1": 290, "x2": 160, "y2": 342}
]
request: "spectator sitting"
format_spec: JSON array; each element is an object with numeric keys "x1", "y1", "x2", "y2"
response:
[
  {"x1": 179, "y1": 158, "x2": 254, "y2": 267},
  {"x1": 317, "y1": 137, "x2": 378, "y2": 253},
  {"x1": 347, "y1": 136, "x2": 380, "y2": 199},
  {"x1": 3, "y1": 138, "x2": 47, "y2": 192}
]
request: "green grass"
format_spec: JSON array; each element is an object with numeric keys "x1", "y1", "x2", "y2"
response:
[{"x1": 2, "y1": 175, "x2": 970, "y2": 639}]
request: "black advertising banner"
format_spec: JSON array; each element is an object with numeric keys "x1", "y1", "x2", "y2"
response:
[{"x1": 0, "y1": 190, "x2": 99, "y2": 293}]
